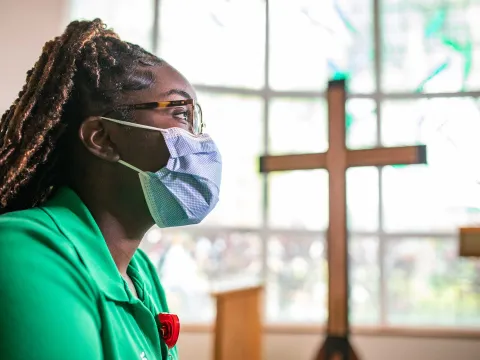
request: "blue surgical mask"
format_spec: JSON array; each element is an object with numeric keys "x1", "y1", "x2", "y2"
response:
[{"x1": 100, "y1": 117, "x2": 222, "y2": 228}]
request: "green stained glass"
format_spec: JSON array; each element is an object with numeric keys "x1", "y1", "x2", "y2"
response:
[
  {"x1": 424, "y1": 8, "x2": 446, "y2": 38},
  {"x1": 382, "y1": 0, "x2": 480, "y2": 92},
  {"x1": 391, "y1": 164, "x2": 408, "y2": 169},
  {"x1": 345, "y1": 112, "x2": 354, "y2": 132},
  {"x1": 331, "y1": 72, "x2": 350, "y2": 82}
]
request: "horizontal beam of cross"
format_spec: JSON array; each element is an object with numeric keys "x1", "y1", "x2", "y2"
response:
[{"x1": 259, "y1": 145, "x2": 427, "y2": 173}]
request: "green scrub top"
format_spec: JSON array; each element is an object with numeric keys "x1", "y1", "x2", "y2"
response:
[{"x1": 0, "y1": 187, "x2": 179, "y2": 360}]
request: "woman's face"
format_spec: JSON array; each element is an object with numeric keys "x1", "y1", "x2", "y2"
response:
[
  {"x1": 104, "y1": 62, "x2": 198, "y2": 173},
  {"x1": 77, "y1": 62, "x2": 198, "y2": 226}
]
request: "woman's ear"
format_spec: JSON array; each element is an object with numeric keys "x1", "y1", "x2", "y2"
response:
[{"x1": 78, "y1": 117, "x2": 120, "y2": 162}]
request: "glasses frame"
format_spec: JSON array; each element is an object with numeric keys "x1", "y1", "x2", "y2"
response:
[{"x1": 109, "y1": 99, "x2": 204, "y2": 135}]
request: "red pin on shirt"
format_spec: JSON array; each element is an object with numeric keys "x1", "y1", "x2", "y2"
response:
[{"x1": 157, "y1": 313, "x2": 180, "y2": 349}]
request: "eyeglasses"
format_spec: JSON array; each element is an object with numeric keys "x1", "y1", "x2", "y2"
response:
[{"x1": 110, "y1": 99, "x2": 204, "y2": 135}]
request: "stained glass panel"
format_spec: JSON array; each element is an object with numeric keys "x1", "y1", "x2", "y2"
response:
[
  {"x1": 386, "y1": 238, "x2": 480, "y2": 326},
  {"x1": 381, "y1": 98, "x2": 480, "y2": 232},
  {"x1": 159, "y1": 0, "x2": 265, "y2": 89},
  {"x1": 269, "y1": 0, "x2": 374, "y2": 93},
  {"x1": 266, "y1": 233, "x2": 326, "y2": 322},
  {"x1": 141, "y1": 228, "x2": 262, "y2": 322},
  {"x1": 69, "y1": 0, "x2": 154, "y2": 51},
  {"x1": 197, "y1": 92, "x2": 264, "y2": 228},
  {"x1": 381, "y1": 0, "x2": 480, "y2": 92}
]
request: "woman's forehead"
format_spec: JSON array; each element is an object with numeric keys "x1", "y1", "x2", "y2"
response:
[
  {"x1": 119, "y1": 74, "x2": 196, "y2": 107},
  {"x1": 125, "y1": 67, "x2": 196, "y2": 105},
  {"x1": 151, "y1": 64, "x2": 196, "y2": 101}
]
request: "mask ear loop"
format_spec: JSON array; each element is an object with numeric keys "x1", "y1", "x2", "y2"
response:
[
  {"x1": 101, "y1": 116, "x2": 168, "y2": 133},
  {"x1": 102, "y1": 117, "x2": 167, "y2": 174},
  {"x1": 118, "y1": 160, "x2": 147, "y2": 175}
]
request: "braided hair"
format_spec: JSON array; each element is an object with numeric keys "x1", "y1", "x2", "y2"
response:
[{"x1": 0, "y1": 19, "x2": 163, "y2": 214}]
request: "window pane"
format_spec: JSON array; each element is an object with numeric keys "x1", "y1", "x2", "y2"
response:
[
  {"x1": 159, "y1": 0, "x2": 265, "y2": 89},
  {"x1": 269, "y1": 98, "x2": 327, "y2": 155},
  {"x1": 347, "y1": 167, "x2": 379, "y2": 232},
  {"x1": 269, "y1": 0, "x2": 374, "y2": 93},
  {"x1": 266, "y1": 233, "x2": 326, "y2": 322},
  {"x1": 69, "y1": 0, "x2": 154, "y2": 51},
  {"x1": 381, "y1": 0, "x2": 480, "y2": 93},
  {"x1": 197, "y1": 92, "x2": 264, "y2": 228},
  {"x1": 350, "y1": 236, "x2": 380, "y2": 325},
  {"x1": 266, "y1": 234, "x2": 380, "y2": 324},
  {"x1": 268, "y1": 170, "x2": 329, "y2": 231},
  {"x1": 381, "y1": 98, "x2": 480, "y2": 232},
  {"x1": 386, "y1": 238, "x2": 480, "y2": 327},
  {"x1": 141, "y1": 228, "x2": 262, "y2": 323},
  {"x1": 269, "y1": 98, "x2": 375, "y2": 155},
  {"x1": 346, "y1": 99, "x2": 377, "y2": 150}
]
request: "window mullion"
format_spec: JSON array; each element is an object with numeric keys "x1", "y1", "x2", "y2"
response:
[
  {"x1": 373, "y1": 0, "x2": 387, "y2": 327},
  {"x1": 261, "y1": 0, "x2": 271, "y2": 296},
  {"x1": 152, "y1": 0, "x2": 161, "y2": 54}
]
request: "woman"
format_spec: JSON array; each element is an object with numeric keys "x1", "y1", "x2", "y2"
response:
[{"x1": 0, "y1": 19, "x2": 221, "y2": 360}]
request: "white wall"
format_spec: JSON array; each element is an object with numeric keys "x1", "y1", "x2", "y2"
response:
[
  {"x1": 1, "y1": 1, "x2": 479, "y2": 359},
  {"x1": 0, "y1": 0, "x2": 67, "y2": 111}
]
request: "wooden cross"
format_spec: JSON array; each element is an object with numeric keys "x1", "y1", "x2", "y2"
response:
[{"x1": 259, "y1": 79, "x2": 427, "y2": 360}]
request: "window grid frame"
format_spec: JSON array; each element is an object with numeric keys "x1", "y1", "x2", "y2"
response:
[{"x1": 154, "y1": 0, "x2": 479, "y2": 327}]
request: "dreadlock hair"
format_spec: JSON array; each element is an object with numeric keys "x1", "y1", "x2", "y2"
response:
[{"x1": 0, "y1": 19, "x2": 163, "y2": 214}]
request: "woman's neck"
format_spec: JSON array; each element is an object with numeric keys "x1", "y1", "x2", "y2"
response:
[{"x1": 74, "y1": 185, "x2": 153, "y2": 276}]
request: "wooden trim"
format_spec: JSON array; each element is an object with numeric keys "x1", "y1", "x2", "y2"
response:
[{"x1": 180, "y1": 324, "x2": 480, "y2": 340}]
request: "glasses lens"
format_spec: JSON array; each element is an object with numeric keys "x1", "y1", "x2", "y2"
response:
[{"x1": 194, "y1": 103, "x2": 203, "y2": 135}]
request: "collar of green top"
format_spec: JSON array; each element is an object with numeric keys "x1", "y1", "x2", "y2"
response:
[{"x1": 42, "y1": 187, "x2": 140, "y2": 303}]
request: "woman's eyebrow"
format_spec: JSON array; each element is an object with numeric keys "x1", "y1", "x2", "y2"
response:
[{"x1": 163, "y1": 88, "x2": 192, "y2": 100}]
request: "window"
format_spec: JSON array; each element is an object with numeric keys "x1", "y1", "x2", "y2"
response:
[
  {"x1": 70, "y1": 0, "x2": 155, "y2": 51},
  {"x1": 70, "y1": 0, "x2": 480, "y2": 327}
]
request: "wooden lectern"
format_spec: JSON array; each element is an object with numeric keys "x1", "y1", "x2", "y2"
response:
[
  {"x1": 212, "y1": 285, "x2": 263, "y2": 360},
  {"x1": 459, "y1": 227, "x2": 480, "y2": 257}
]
